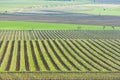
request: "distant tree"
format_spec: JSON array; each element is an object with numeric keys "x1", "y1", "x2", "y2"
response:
[
  {"x1": 103, "y1": 8, "x2": 106, "y2": 11},
  {"x1": 112, "y1": 26, "x2": 115, "y2": 30},
  {"x1": 103, "y1": 26, "x2": 105, "y2": 29},
  {"x1": 5, "y1": 11, "x2": 8, "y2": 13},
  {"x1": 3, "y1": 11, "x2": 8, "y2": 14}
]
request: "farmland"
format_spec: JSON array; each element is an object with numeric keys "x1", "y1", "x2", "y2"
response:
[
  {"x1": 0, "y1": 1, "x2": 120, "y2": 16},
  {"x1": 0, "y1": 0, "x2": 120, "y2": 80},
  {"x1": 1, "y1": 21, "x2": 120, "y2": 30},
  {"x1": 1, "y1": 1, "x2": 120, "y2": 26},
  {"x1": 1, "y1": 30, "x2": 120, "y2": 40},
  {"x1": 0, "y1": 39, "x2": 120, "y2": 72},
  {"x1": 0, "y1": 21, "x2": 120, "y2": 79},
  {"x1": 0, "y1": 0, "x2": 89, "y2": 13}
]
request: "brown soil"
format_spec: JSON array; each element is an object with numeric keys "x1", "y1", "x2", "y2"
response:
[
  {"x1": 16, "y1": 41, "x2": 20, "y2": 71},
  {"x1": 0, "y1": 13, "x2": 120, "y2": 26},
  {"x1": 5, "y1": 41, "x2": 14, "y2": 71},
  {"x1": 24, "y1": 41, "x2": 30, "y2": 71},
  {"x1": 0, "y1": 41, "x2": 3, "y2": 48}
]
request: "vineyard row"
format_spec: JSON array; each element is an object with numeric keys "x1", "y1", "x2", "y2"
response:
[
  {"x1": 0, "y1": 30, "x2": 120, "y2": 40},
  {"x1": 0, "y1": 39, "x2": 120, "y2": 71}
]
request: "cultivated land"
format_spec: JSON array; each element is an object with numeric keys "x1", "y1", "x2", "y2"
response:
[
  {"x1": 1, "y1": 13, "x2": 120, "y2": 26},
  {"x1": 0, "y1": 1, "x2": 120, "y2": 26},
  {"x1": 0, "y1": 21, "x2": 120, "y2": 80},
  {"x1": 0, "y1": 0, "x2": 120, "y2": 80}
]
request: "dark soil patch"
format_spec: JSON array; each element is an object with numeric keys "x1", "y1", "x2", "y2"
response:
[
  {"x1": 0, "y1": 41, "x2": 3, "y2": 48},
  {"x1": 24, "y1": 41, "x2": 30, "y2": 71},
  {"x1": 16, "y1": 41, "x2": 20, "y2": 71},
  {"x1": 0, "y1": 13, "x2": 120, "y2": 26},
  {"x1": 5, "y1": 41, "x2": 14, "y2": 71}
]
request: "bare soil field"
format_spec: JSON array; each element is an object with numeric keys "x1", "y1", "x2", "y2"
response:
[
  {"x1": 0, "y1": 12, "x2": 120, "y2": 26},
  {"x1": 0, "y1": 4, "x2": 120, "y2": 26}
]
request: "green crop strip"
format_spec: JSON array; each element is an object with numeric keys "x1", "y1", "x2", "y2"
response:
[{"x1": 0, "y1": 21, "x2": 120, "y2": 30}]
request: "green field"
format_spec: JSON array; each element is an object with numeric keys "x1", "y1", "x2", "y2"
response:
[{"x1": 0, "y1": 21, "x2": 119, "y2": 30}]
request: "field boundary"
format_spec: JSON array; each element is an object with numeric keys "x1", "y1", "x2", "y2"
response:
[
  {"x1": 0, "y1": 72, "x2": 120, "y2": 80},
  {"x1": 0, "y1": 71, "x2": 120, "y2": 73}
]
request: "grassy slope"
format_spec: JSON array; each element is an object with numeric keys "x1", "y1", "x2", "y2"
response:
[{"x1": 0, "y1": 21, "x2": 119, "y2": 30}]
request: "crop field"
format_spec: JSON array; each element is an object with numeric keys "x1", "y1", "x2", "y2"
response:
[
  {"x1": 1, "y1": 21, "x2": 120, "y2": 30},
  {"x1": 0, "y1": 0, "x2": 120, "y2": 79},
  {"x1": 0, "y1": 21, "x2": 120, "y2": 79},
  {"x1": 0, "y1": 39, "x2": 120, "y2": 72},
  {"x1": 0, "y1": 30, "x2": 120, "y2": 40}
]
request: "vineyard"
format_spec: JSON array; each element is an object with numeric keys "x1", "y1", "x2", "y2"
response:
[
  {"x1": 0, "y1": 39, "x2": 120, "y2": 72},
  {"x1": 0, "y1": 22, "x2": 120, "y2": 79},
  {"x1": 0, "y1": 0, "x2": 120, "y2": 79},
  {"x1": 0, "y1": 30, "x2": 120, "y2": 40},
  {"x1": 0, "y1": 30, "x2": 120, "y2": 72}
]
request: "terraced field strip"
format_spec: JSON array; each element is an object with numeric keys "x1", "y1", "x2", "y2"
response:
[
  {"x1": 0, "y1": 40, "x2": 120, "y2": 72},
  {"x1": 0, "y1": 30, "x2": 120, "y2": 40}
]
